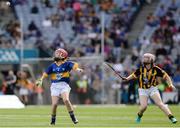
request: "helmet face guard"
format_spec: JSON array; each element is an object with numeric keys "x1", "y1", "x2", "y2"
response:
[
  {"x1": 53, "y1": 57, "x2": 65, "y2": 62},
  {"x1": 142, "y1": 53, "x2": 155, "y2": 67}
]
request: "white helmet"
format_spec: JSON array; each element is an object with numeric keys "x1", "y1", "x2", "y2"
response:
[{"x1": 142, "y1": 53, "x2": 155, "y2": 64}]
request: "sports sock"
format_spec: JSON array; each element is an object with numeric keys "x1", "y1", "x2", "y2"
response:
[
  {"x1": 138, "y1": 113, "x2": 143, "y2": 118},
  {"x1": 51, "y1": 115, "x2": 56, "y2": 123},
  {"x1": 69, "y1": 111, "x2": 76, "y2": 121},
  {"x1": 168, "y1": 114, "x2": 174, "y2": 119}
]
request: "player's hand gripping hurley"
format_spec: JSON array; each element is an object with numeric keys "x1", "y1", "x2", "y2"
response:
[
  {"x1": 104, "y1": 62, "x2": 127, "y2": 80},
  {"x1": 36, "y1": 78, "x2": 43, "y2": 87}
]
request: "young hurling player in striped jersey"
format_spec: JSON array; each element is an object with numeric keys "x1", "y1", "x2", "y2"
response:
[{"x1": 123, "y1": 53, "x2": 177, "y2": 124}]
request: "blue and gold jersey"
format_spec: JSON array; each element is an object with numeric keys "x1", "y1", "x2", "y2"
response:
[{"x1": 45, "y1": 61, "x2": 78, "y2": 84}]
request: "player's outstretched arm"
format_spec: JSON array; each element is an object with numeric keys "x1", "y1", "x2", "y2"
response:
[
  {"x1": 123, "y1": 74, "x2": 136, "y2": 81},
  {"x1": 164, "y1": 74, "x2": 176, "y2": 90},
  {"x1": 36, "y1": 72, "x2": 48, "y2": 86},
  {"x1": 76, "y1": 68, "x2": 83, "y2": 72},
  {"x1": 72, "y1": 63, "x2": 83, "y2": 72}
]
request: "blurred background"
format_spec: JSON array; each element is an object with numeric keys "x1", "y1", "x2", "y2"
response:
[{"x1": 0, "y1": 0, "x2": 179, "y2": 106}]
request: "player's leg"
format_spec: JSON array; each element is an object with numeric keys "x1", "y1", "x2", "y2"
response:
[
  {"x1": 50, "y1": 96, "x2": 59, "y2": 125},
  {"x1": 19, "y1": 88, "x2": 28, "y2": 105},
  {"x1": 136, "y1": 88, "x2": 149, "y2": 123},
  {"x1": 61, "y1": 92, "x2": 78, "y2": 124},
  {"x1": 151, "y1": 92, "x2": 177, "y2": 123},
  {"x1": 20, "y1": 95, "x2": 24, "y2": 104},
  {"x1": 136, "y1": 95, "x2": 148, "y2": 123},
  {"x1": 24, "y1": 95, "x2": 28, "y2": 105},
  {"x1": 50, "y1": 84, "x2": 61, "y2": 125}
]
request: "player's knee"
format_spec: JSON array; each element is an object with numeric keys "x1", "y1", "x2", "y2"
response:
[
  {"x1": 52, "y1": 101, "x2": 58, "y2": 107},
  {"x1": 52, "y1": 103, "x2": 58, "y2": 107},
  {"x1": 63, "y1": 98, "x2": 70, "y2": 104}
]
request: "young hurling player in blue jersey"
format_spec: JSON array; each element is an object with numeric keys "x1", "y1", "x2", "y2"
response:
[{"x1": 36, "y1": 48, "x2": 83, "y2": 125}]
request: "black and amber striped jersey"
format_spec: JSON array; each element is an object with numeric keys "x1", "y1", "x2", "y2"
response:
[{"x1": 132, "y1": 65, "x2": 168, "y2": 89}]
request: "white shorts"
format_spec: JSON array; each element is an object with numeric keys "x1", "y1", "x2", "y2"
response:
[
  {"x1": 50, "y1": 82, "x2": 71, "y2": 96},
  {"x1": 19, "y1": 87, "x2": 29, "y2": 95},
  {"x1": 138, "y1": 86, "x2": 159, "y2": 97}
]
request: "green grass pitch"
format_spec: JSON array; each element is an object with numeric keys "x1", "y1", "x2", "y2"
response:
[{"x1": 0, "y1": 105, "x2": 179, "y2": 128}]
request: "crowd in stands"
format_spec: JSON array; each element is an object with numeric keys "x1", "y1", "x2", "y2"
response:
[
  {"x1": 1, "y1": 0, "x2": 144, "y2": 57},
  {"x1": 0, "y1": 20, "x2": 21, "y2": 48},
  {"x1": 0, "y1": 0, "x2": 179, "y2": 104}
]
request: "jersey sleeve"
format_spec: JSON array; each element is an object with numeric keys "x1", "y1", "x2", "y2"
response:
[
  {"x1": 68, "y1": 61, "x2": 79, "y2": 71},
  {"x1": 45, "y1": 64, "x2": 53, "y2": 75},
  {"x1": 155, "y1": 66, "x2": 167, "y2": 78},
  {"x1": 132, "y1": 68, "x2": 141, "y2": 78}
]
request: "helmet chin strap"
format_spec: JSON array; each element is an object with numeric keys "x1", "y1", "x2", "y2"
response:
[{"x1": 142, "y1": 57, "x2": 155, "y2": 70}]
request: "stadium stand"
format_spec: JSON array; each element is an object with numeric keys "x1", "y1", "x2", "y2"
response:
[
  {"x1": 0, "y1": 0, "x2": 179, "y2": 105},
  {"x1": 9, "y1": 0, "x2": 144, "y2": 58}
]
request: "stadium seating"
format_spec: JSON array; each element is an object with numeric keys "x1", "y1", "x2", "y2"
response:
[
  {"x1": 140, "y1": 0, "x2": 180, "y2": 39},
  {"x1": 10, "y1": 0, "x2": 144, "y2": 57}
]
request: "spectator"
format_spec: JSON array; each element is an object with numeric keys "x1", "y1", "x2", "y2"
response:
[
  {"x1": 162, "y1": 57, "x2": 173, "y2": 75},
  {"x1": 34, "y1": 84, "x2": 44, "y2": 105},
  {"x1": 73, "y1": 1, "x2": 81, "y2": 12},
  {"x1": 76, "y1": 75, "x2": 88, "y2": 104},
  {"x1": 16, "y1": 71, "x2": 30, "y2": 105},
  {"x1": 42, "y1": 0, "x2": 52, "y2": 8},
  {"x1": 131, "y1": 0, "x2": 141, "y2": 7},
  {"x1": 0, "y1": 72, "x2": 4, "y2": 95},
  {"x1": 42, "y1": 17, "x2": 52, "y2": 27},
  {"x1": 155, "y1": 44, "x2": 167, "y2": 56},
  {"x1": 173, "y1": 29, "x2": 180, "y2": 43},
  {"x1": 156, "y1": 4, "x2": 167, "y2": 18},
  {"x1": 173, "y1": 66, "x2": 180, "y2": 86},
  {"x1": 146, "y1": 13, "x2": 159, "y2": 27},
  {"x1": 51, "y1": 13, "x2": 60, "y2": 27},
  {"x1": 91, "y1": 75, "x2": 101, "y2": 103},
  {"x1": 121, "y1": 0, "x2": 130, "y2": 12},
  {"x1": 168, "y1": 0, "x2": 178, "y2": 11},
  {"x1": 132, "y1": 37, "x2": 141, "y2": 49},
  {"x1": 31, "y1": 3, "x2": 39, "y2": 14},
  {"x1": 28, "y1": 21, "x2": 38, "y2": 32},
  {"x1": 140, "y1": 36, "x2": 150, "y2": 46},
  {"x1": 51, "y1": 34, "x2": 65, "y2": 50},
  {"x1": 69, "y1": 75, "x2": 79, "y2": 104},
  {"x1": 58, "y1": 0, "x2": 65, "y2": 10},
  {"x1": 111, "y1": 80, "x2": 121, "y2": 104},
  {"x1": 164, "y1": 26, "x2": 173, "y2": 45},
  {"x1": 128, "y1": 79, "x2": 137, "y2": 104},
  {"x1": 112, "y1": 35, "x2": 122, "y2": 62},
  {"x1": 173, "y1": 67, "x2": 180, "y2": 104},
  {"x1": 4, "y1": 70, "x2": 17, "y2": 95},
  {"x1": 11, "y1": 0, "x2": 27, "y2": 5}
]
